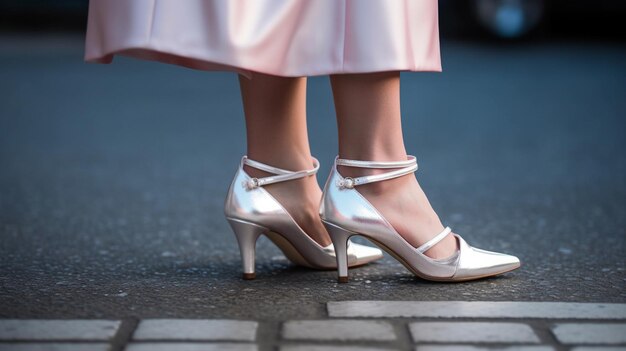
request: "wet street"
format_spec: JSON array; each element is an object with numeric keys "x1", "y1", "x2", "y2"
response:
[{"x1": 0, "y1": 34, "x2": 625, "y2": 350}]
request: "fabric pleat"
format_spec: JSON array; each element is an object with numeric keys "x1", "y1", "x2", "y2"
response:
[{"x1": 84, "y1": 0, "x2": 442, "y2": 78}]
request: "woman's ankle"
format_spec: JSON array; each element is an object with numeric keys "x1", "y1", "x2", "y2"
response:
[
  {"x1": 336, "y1": 148, "x2": 411, "y2": 186},
  {"x1": 243, "y1": 150, "x2": 315, "y2": 179}
]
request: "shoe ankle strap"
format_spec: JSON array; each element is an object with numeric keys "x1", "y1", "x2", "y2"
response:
[
  {"x1": 417, "y1": 226, "x2": 452, "y2": 254},
  {"x1": 242, "y1": 155, "x2": 320, "y2": 189},
  {"x1": 335, "y1": 155, "x2": 418, "y2": 189}
]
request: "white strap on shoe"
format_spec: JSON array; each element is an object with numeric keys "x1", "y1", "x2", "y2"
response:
[
  {"x1": 416, "y1": 226, "x2": 451, "y2": 254},
  {"x1": 335, "y1": 155, "x2": 418, "y2": 189},
  {"x1": 242, "y1": 156, "x2": 320, "y2": 189}
]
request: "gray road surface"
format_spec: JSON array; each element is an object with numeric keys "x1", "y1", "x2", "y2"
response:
[{"x1": 0, "y1": 34, "x2": 625, "y2": 320}]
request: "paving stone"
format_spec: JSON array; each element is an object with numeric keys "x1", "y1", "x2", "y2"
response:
[
  {"x1": 281, "y1": 346, "x2": 396, "y2": 351},
  {"x1": 415, "y1": 346, "x2": 555, "y2": 351},
  {"x1": 282, "y1": 320, "x2": 396, "y2": 341},
  {"x1": 126, "y1": 343, "x2": 258, "y2": 351},
  {"x1": 0, "y1": 320, "x2": 120, "y2": 341},
  {"x1": 409, "y1": 322, "x2": 540, "y2": 343},
  {"x1": 133, "y1": 319, "x2": 257, "y2": 341},
  {"x1": 570, "y1": 348, "x2": 626, "y2": 351},
  {"x1": 328, "y1": 301, "x2": 626, "y2": 319},
  {"x1": 552, "y1": 324, "x2": 626, "y2": 345},
  {"x1": 0, "y1": 344, "x2": 111, "y2": 351}
]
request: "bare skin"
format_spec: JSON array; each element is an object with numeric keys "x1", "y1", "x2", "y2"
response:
[
  {"x1": 238, "y1": 71, "x2": 456, "y2": 258},
  {"x1": 330, "y1": 71, "x2": 457, "y2": 259},
  {"x1": 238, "y1": 72, "x2": 331, "y2": 246}
]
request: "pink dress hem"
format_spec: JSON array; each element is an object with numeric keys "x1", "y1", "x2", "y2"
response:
[{"x1": 84, "y1": 0, "x2": 443, "y2": 79}]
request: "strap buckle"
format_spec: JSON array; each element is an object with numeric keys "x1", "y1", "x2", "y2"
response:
[
  {"x1": 244, "y1": 177, "x2": 260, "y2": 190},
  {"x1": 337, "y1": 177, "x2": 356, "y2": 189}
]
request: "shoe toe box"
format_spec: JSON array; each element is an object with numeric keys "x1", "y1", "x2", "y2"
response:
[
  {"x1": 347, "y1": 240, "x2": 384, "y2": 266},
  {"x1": 452, "y1": 235, "x2": 521, "y2": 280}
]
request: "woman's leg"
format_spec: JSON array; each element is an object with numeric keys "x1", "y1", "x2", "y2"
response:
[
  {"x1": 238, "y1": 72, "x2": 331, "y2": 246},
  {"x1": 329, "y1": 71, "x2": 456, "y2": 259}
]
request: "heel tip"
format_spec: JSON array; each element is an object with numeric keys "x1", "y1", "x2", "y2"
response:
[
  {"x1": 242, "y1": 273, "x2": 256, "y2": 280},
  {"x1": 338, "y1": 276, "x2": 348, "y2": 283}
]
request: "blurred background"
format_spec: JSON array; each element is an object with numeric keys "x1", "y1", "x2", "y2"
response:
[{"x1": 0, "y1": 0, "x2": 624, "y2": 322}]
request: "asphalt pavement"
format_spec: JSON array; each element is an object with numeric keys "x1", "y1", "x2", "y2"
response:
[{"x1": 0, "y1": 34, "x2": 625, "y2": 321}]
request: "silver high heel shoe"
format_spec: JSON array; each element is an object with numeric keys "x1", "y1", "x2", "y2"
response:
[
  {"x1": 224, "y1": 155, "x2": 384, "y2": 279},
  {"x1": 319, "y1": 155, "x2": 520, "y2": 283}
]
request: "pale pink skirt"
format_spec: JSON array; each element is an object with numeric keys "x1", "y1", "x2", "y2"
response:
[{"x1": 84, "y1": 0, "x2": 442, "y2": 79}]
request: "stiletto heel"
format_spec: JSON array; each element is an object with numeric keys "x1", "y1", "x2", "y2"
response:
[
  {"x1": 322, "y1": 221, "x2": 353, "y2": 283},
  {"x1": 319, "y1": 155, "x2": 520, "y2": 282},
  {"x1": 226, "y1": 218, "x2": 265, "y2": 280},
  {"x1": 224, "y1": 156, "x2": 383, "y2": 279}
]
